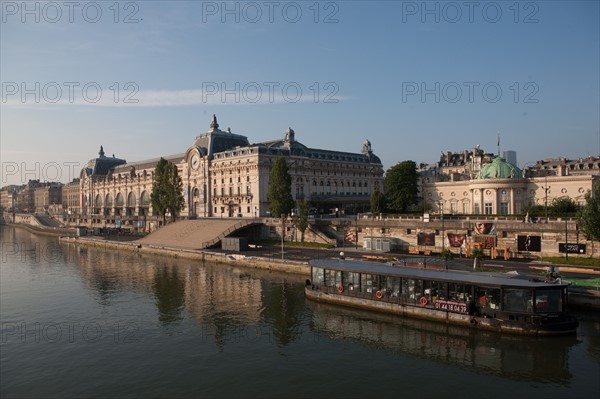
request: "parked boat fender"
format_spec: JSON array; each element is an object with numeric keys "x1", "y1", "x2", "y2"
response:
[
  {"x1": 376, "y1": 290, "x2": 383, "y2": 299},
  {"x1": 419, "y1": 296, "x2": 428, "y2": 306}
]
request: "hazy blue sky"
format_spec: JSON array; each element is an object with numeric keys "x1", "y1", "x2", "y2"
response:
[{"x1": 1, "y1": 0, "x2": 599, "y2": 186}]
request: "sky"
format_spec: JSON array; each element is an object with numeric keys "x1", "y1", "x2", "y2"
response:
[{"x1": 1, "y1": 0, "x2": 599, "y2": 186}]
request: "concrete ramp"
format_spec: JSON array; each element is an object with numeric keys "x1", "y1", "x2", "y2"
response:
[{"x1": 137, "y1": 219, "x2": 257, "y2": 250}]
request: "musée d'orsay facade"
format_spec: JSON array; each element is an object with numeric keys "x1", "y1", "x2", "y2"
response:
[{"x1": 78, "y1": 115, "x2": 384, "y2": 224}]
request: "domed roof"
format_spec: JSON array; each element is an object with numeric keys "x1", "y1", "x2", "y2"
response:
[{"x1": 475, "y1": 157, "x2": 522, "y2": 179}]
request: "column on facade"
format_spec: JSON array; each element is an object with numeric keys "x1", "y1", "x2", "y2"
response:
[
  {"x1": 480, "y1": 188, "x2": 484, "y2": 214},
  {"x1": 509, "y1": 188, "x2": 514, "y2": 215},
  {"x1": 492, "y1": 188, "x2": 498, "y2": 214}
]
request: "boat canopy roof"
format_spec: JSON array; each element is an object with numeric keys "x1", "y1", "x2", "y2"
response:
[{"x1": 308, "y1": 259, "x2": 566, "y2": 289}]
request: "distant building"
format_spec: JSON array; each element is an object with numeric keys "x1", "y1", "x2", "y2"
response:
[
  {"x1": 422, "y1": 156, "x2": 598, "y2": 214},
  {"x1": 503, "y1": 150, "x2": 517, "y2": 167},
  {"x1": 62, "y1": 179, "x2": 81, "y2": 215},
  {"x1": 34, "y1": 183, "x2": 63, "y2": 214},
  {"x1": 526, "y1": 156, "x2": 600, "y2": 177}
]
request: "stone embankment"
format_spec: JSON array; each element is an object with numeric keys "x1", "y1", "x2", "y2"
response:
[{"x1": 59, "y1": 235, "x2": 310, "y2": 275}]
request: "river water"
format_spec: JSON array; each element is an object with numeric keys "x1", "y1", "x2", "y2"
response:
[{"x1": 1, "y1": 225, "x2": 599, "y2": 398}]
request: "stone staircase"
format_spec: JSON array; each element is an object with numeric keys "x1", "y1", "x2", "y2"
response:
[
  {"x1": 137, "y1": 218, "x2": 258, "y2": 250},
  {"x1": 33, "y1": 214, "x2": 63, "y2": 228}
]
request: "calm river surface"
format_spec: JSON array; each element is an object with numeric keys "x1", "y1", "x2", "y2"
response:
[{"x1": 1, "y1": 225, "x2": 599, "y2": 398}]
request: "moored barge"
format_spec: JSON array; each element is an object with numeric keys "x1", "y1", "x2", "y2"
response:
[{"x1": 306, "y1": 259, "x2": 578, "y2": 336}]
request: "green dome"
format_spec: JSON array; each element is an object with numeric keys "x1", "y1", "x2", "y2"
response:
[{"x1": 475, "y1": 157, "x2": 522, "y2": 179}]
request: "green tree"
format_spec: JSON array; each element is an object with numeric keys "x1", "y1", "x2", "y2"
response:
[
  {"x1": 151, "y1": 157, "x2": 185, "y2": 223},
  {"x1": 549, "y1": 196, "x2": 578, "y2": 216},
  {"x1": 579, "y1": 183, "x2": 600, "y2": 241},
  {"x1": 293, "y1": 199, "x2": 310, "y2": 242},
  {"x1": 384, "y1": 160, "x2": 418, "y2": 213},
  {"x1": 268, "y1": 157, "x2": 294, "y2": 217},
  {"x1": 370, "y1": 190, "x2": 385, "y2": 213}
]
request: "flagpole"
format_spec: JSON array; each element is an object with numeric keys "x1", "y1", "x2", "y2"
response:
[{"x1": 497, "y1": 133, "x2": 500, "y2": 157}]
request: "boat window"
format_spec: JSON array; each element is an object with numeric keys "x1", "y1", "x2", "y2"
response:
[
  {"x1": 326, "y1": 269, "x2": 339, "y2": 287},
  {"x1": 312, "y1": 268, "x2": 324, "y2": 287},
  {"x1": 535, "y1": 289, "x2": 563, "y2": 313},
  {"x1": 402, "y1": 279, "x2": 423, "y2": 304},
  {"x1": 348, "y1": 272, "x2": 360, "y2": 292},
  {"x1": 476, "y1": 287, "x2": 501, "y2": 311},
  {"x1": 382, "y1": 276, "x2": 400, "y2": 297},
  {"x1": 361, "y1": 273, "x2": 379, "y2": 294},
  {"x1": 503, "y1": 288, "x2": 533, "y2": 313},
  {"x1": 449, "y1": 283, "x2": 472, "y2": 303}
]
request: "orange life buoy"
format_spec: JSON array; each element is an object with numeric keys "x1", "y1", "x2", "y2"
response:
[
  {"x1": 420, "y1": 296, "x2": 428, "y2": 306},
  {"x1": 338, "y1": 285, "x2": 344, "y2": 293},
  {"x1": 376, "y1": 290, "x2": 383, "y2": 299}
]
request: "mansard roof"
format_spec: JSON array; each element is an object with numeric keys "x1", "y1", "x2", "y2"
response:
[
  {"x1": 189, "y1": 114, "x2": 250, "y2": 158},
  {"x1": 112, "y1": 153, "x2": 185, "y2": 174},
  {"x1": 254, "y1": 139, "x2": 381, "y2": 163},
  {"x1": 83, "y1": 146, "x2": 127, "y2": 176}
]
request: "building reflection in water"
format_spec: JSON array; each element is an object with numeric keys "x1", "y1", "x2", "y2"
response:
[
  {"x1": 59, "y1": 240, "x2": 307, "y2": 348},
  {"x1": 307, "y1": 301, "x2": 579, "y2": 384}
]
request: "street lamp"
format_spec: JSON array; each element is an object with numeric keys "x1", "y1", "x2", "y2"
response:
[
  {"x1": 544, "y1": 172, "x2": 549, "y2": 223},
  {"x1": 439, "y1": 200, "x2": 445, "y2": 251},
  {"x1": 355, "y1": 212, "x2": 359, "y2": 249},
  {"x1": 280, "y1": 213, "x2": 287, "y2": 260}
]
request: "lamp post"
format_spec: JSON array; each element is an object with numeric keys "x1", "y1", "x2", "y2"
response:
[
  {"x1": 439, "y1": 200, "x2": 445, "y2": 252},
  {"x1": 355, "y1": 212, "x2": 359, "y2": 249},
  {"x1": 565, "y1": 220, "x2": 568, "y2": 261},
  {"x1": 281, "y1": 213, "x2": 285, "y2": 261},
  {"x1": 544, "y1": 172, "x2": 549, "y2": 223}
]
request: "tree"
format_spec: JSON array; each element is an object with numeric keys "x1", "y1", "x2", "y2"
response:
[
  {"x1": 384, "y1": 160, "x2": 418, "y2": 213},
  {"x1": 151, "y1": 157, "x2": 185, "y2": 223},
  {"x1": 370, "y1": 190, "x2": 385, "y2": 213},
  {"x1": 549, "y1": 197, "x2": 578, "y2": 216},
  {"x1": 268, "y1": 157, "x2": 294, "y2": 217},
  {"x1": 579, "y1": 183, "x2": 600, "y2": 241},
  {"x1": 293, "y1": 199, "x2": 310, "y2": 242}
]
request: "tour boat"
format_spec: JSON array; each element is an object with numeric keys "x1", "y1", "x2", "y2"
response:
[{"x1": 305, "y1": 259, "x2": 578, "y2": 336}]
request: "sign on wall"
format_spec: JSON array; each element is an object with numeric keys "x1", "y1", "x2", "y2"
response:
[
  {"x1": 474, "y1": 223, "x2": 495, "y2": 235},
  {"x1": 474, "y1": 235, "x2": 496, "y2": 249},
  {"x1": 417, "y1": 233, "x2": 435, "y2": 246},
  {"x1": 447, "y1": 233, "x2": 466, "y2": 247},
  {"x1": 559, "y1": 243, "x2": 586, "y2": 254},
  {"x1": 517, "y1": 235, "x2": 541, "y2": 252}
]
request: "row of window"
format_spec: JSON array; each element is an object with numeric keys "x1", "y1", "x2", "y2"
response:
[{"x1": 311, "y1": 268, "x2": 563, "y2": 314}]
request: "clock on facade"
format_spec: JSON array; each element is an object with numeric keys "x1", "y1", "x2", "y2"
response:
[{"x1": 191, "y1": 154, "x2": 200, "y2": 170}]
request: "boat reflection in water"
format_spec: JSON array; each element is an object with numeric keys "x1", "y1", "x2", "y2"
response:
[{"x1": 307, "y1": 301, "x2": 579, "y2": 384}]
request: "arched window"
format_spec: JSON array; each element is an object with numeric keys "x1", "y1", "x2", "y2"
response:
[
  {"x1": 95, "y1": 194, "x2": 103, "y2": 207},
  {"x1": 115, "y1": 192, "x2": 124, "y2": 207},
  {"x1": 105, "y1": 194, "x2": 113, "y2": 207},
  {"x1": 127, "y1": 192, "x2": 136, "y2": 207},
  {"x1": 140, "y1": 191, "x2": 150, "y2": 206}
]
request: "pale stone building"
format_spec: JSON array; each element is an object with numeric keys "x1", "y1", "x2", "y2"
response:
[
  {"x1": 422, "y1": 157, "x2": 598, "y2": 215},
  {"x1": 78, "y1": 115, "x2": 384, "y2": 227}
]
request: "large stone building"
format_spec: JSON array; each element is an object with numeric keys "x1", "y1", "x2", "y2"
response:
[
  {"x1": 421, "y1": 151, "x2": 599, "y2": 215},
  {"x1": 78, "y1": 115, "x2": 384, "y2": 227}
]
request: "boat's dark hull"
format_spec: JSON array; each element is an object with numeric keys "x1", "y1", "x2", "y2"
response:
[{"x1": 305, "y1": 287, "x2": 578, "y2": 337}]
